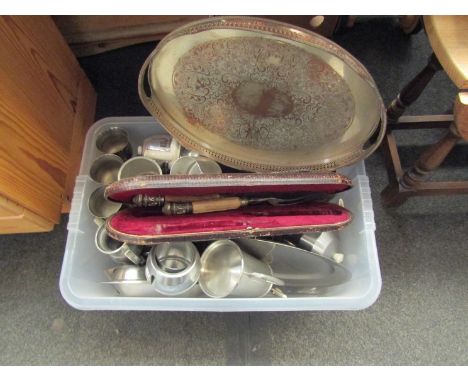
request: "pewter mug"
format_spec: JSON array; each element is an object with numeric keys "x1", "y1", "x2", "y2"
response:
[
  {"x1": 117, "y1": 156, "x2": 162, "y2": 180},
  {"x1": 95, "y1": 125, "x2": 132, "y2": 160},
  {"x1": 89, "y1": 154, "x2": 123, "y2": 185},
  {"x1": 199, "y1": 240, "x2": 284, "y2": 298},
  {"x1": 88, "y1": 186, "x2": 122, "y2": 219},
  {"x1": 95, "y1": 222, "x2": 145, "y2": 265}
]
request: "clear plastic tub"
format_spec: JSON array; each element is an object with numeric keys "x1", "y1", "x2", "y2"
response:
[{"x1": 60, "y1": 117, "x2": 381, "y2": 311}]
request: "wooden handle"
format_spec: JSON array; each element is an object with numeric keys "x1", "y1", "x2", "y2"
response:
[
  {"x1": 191, "y1": 197, "x2": 244, "y2": 214},
  {"x1": 164, "y1": 194, "x2": 220, "y2": 202}
]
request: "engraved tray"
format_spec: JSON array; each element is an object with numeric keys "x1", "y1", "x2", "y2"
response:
[{"x1": 138, "y1": 16, "x2": 386, "y2": 172}]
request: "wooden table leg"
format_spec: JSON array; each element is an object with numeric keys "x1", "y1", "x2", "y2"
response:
[{"x1": 387, "y1": 53, "x2": 442, "y2": 122}]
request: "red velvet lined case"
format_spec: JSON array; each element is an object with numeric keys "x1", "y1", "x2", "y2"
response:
[{"x1": 105, "y1": 172, "x2": 353, "y2": 245}]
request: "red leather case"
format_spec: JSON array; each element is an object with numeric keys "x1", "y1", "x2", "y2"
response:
[{"x1": 105, "y1": 172, "x2": 353, "y2": 245}]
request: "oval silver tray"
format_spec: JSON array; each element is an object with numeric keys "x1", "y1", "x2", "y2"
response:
[{"x1": 139, "y1": 16, "x2": 386, "y2": 172}]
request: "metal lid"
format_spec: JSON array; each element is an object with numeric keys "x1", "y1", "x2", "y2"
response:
[{"x1": 138, "y1": 16, "x2": 386, "y2": 172}]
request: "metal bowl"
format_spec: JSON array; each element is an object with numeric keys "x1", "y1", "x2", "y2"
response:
[{"x1": 103, "y1": 265, "x2": 163, "y2": 297}]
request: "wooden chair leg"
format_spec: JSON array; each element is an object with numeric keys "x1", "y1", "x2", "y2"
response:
[
  {"x1": 382, "y1": 125, "x2": 459, "y2": 207},
  {"x1": 382, "y1": 93, "x2": 467, "y2": 207},
  {"x1": 400, "y1": 126, "x2": 460, "y2": 188},
  {"x1": 398, "y1": 16, "x2": 423, "y2": 35},
  {"x1": 387, "y1": 53, "x2": 442, "y2": 122},
  {"x1": 453, "y1": 92, "x2": 468, "y2": 141},
  {"x1": 381, "y1": 129, "x2": 403, "y2": 181},
  {"x1": 381, "y1": 182, "x2": 410, "y2": 207},
  {"x1": 380, "y1": 129, "x2": 409, "y2": 207},
  {"x1": 401, "y1": 92, "x2": 467, "y2": 188}
]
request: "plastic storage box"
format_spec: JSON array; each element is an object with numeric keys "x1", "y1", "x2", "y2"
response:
[{"x1": 60, "y1": 117, "x2": 381, "y2": 311}]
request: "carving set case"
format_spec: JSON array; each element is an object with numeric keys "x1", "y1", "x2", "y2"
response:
[{"x1": 105, "y1": 172, "x2": 352, "y2": 244}]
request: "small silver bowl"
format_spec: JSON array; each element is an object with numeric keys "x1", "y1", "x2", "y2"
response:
[{"x1": 103, "y1": 265, "x2": 163, "y2": 297}]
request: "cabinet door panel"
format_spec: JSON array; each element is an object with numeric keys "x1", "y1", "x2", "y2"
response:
[{"x1": 0, "y1": 16, "x2": 95, "y2": 224}]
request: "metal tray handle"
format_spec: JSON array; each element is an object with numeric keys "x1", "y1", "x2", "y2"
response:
[
  {"x1": 138, "y1": 51, "x2": 155, "y2": 110},
  {"x1": 359, "y1": 106, "x2": 387, "y2": 158}
]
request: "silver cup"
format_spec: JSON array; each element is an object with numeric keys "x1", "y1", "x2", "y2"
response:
[
  {"x1": 95, "y1": 125, "x2": 132, "y2": 160},
  {"x1": 298, "y1": 232, "x2": 337, "y2": 257},
  {"x1": 117, "y1": 156, "x2": 162, "y2": 180},
  {"x1": 95, "y1": 222, "x2": 145, "y2": 265},
  {"x1": 137, "y1": 134, "x2": 181, "y2": 163},
  {"x1": 169, "y1": 156, "x2": 222, "y2": 175},
  {"x1": 89, "y1": 154, "x2": 123, "y2": 185},
  {"x1": 145, "y1": 242, "x2": 201, "y2": 296},
  {"x1": 88, "y1": 186, "x2": 122, "y2": 219},
  {"x1": 180, "y1": 148, "x2": 200, "y2": 157},
  {"x1": 200, "y1": 240, "x2": 285, "y2": 298}
]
